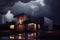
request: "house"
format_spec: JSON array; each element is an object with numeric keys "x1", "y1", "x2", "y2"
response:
[{"x1": 3, "y1": 13, "x2": 53, "y2": 40}]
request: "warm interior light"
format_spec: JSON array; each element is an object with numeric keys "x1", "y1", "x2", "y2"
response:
[
  {"x1": 18, "y1": 33, "x2": 25, "y2": 39},
  {"x1": 10, "y1": 35, "x2": 14, "y2": 39},
  {"x1": 17, "y1": 19, "x2": 23, "y2": 24},
  {"x1": 16, "y1": 22, "x2": 24, "y2": 31},
  {"x1": 28, "y1": 23, "x2": 36, "y2": 30},
  {"x1": 10, "y1": 25, "x2": 14, "y2": 29},
  {"x1": 17, "y1": 15, "x2": 28, "y2": 24},
  {"x1": 34, "y1": 24, "x2": 36, "y2": 30},
  {"x1": 38, "y1": 24, "x2": 40, "y2": 29},
  {"x1": 18, "y1": 36, "x2": 22, "y2": 39}
]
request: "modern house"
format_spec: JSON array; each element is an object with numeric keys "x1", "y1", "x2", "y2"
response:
[{"x1": 9, "y1": 13, "x2": 53, "y2": 40}]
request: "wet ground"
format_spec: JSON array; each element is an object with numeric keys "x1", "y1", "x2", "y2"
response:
[{"x1": 0, "y1": 30, "x2": 60, "y2": 40}]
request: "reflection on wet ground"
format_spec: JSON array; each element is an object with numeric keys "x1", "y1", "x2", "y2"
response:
[
  {"x1": 0, "y1": 37, "x2": 60, "y2": 40},
  {"x1": 0, "y1": 30, "x2": 60, "y2": 40},
  {"x1": 40, "y1": 30, "x2": 60, "y2": 40}
]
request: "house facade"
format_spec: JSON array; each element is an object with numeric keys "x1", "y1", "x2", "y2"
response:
[{"x1": 10, "y1": 13, "x2": 53, "y2": 40}]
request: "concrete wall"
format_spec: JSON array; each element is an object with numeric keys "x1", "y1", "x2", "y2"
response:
[{"x1": 44, "y1": 17, "x2": 53, "y2": 30}]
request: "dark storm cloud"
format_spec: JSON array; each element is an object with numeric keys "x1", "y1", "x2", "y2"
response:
[
  {"x1": 0, "y1": 0, "x2": 31, "y2": 23},
  {"x1": 1, "y1": 0, "x2": 51, "y2": 23},
  {"x1": 11, "y1": 1, "x2": 32, "y2": 15},
  {"x1": 12, "y1": 0, "x2": 60, "y2": 25},
  {"x1": 0, "y1": 0, "x2": 31, "y2": 15},
  {"x1": 11, "y1": 0, "x2": 50, "y2": 17},
  {"x1": 5, "y1": 10, "x2": 14, "y2": 22},
  {"x1": 0, "y1": 0, "x2": 60, "y2": 25}
]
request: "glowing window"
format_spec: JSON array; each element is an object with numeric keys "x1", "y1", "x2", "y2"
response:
[
  {"x1": 17, "y1": 19, "x2": 24, "y2": 24},
  {"x1": 10, "y1": 25, "x2": 14, "y2": 29},
  {"x1": 17, "y1": 15, "x2": 28, "y2": 24},
  {"x1": 28, "y1": 23, "x2": 36, "y2": 30},
  {"x1": 38, "y1": 24, "x2": 40, "y2": 29}
]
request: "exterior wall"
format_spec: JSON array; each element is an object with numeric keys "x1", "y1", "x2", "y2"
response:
[
  {"x1": 44, "y1": 17, "x2": 53, "y2": 31},
  {"x1": 10, "y1": 15, "x2": 40, "y2": 40}
]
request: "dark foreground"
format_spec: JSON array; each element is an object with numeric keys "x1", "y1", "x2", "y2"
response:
[{"x1": 0, "y1": 30, "x2": 60, "y2": 40}]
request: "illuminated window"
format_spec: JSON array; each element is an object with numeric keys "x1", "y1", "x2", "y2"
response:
[
  {"x1": 19, "y1": 19, "x2": 24, "y2": 24},
  {"x1": 17, "y1": 33, "x2": 22, "y2": 39},
  {"x1": 28, "y1": 23, "x2": 36, "y2": 31},
  {"x1": 16, "y1": 25, "x2": 24, "y2": 31},
  {"x1": 17, "y1": 15, "x2": 28, "y2": 24},
  {"x1": 38, "y1": 24, "x2": 40, "y2": 29},
  {"x1": 17, "y1": 19, "x2": 24, "y2": 24},
  {"x1": 10, "y1": 25, "x2": 14, "y2": 29},
  {"x1": 10, "y1": 35, "x2": 14, "y2": 39}
]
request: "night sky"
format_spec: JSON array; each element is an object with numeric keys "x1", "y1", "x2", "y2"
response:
[{"x1": 0, "y1": 0, "x2": 60, "y2": 25}]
